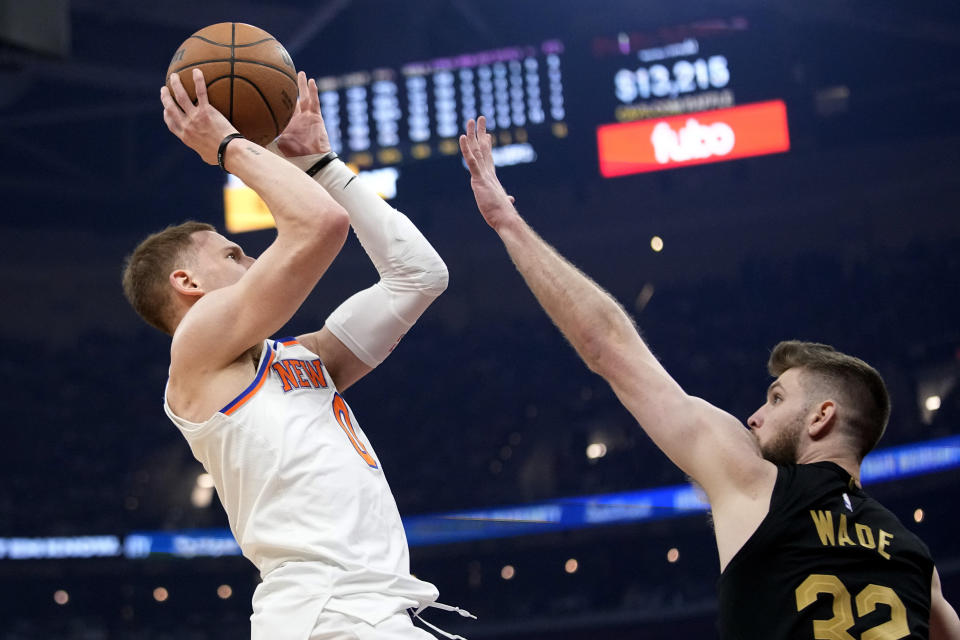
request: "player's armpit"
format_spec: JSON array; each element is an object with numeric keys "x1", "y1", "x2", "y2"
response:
[
  {"x1": 930, "y1": 567, "x2": 960, "y2": 640},
  {"x1": 297, "y1": 327, "x2": 373, "y2": 393},
  {"x1": 600, "y1": 338, "x2": 771, "y2": 497}
]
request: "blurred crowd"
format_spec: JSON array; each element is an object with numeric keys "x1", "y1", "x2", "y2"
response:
[{"x1": 1, "y1": 237, "x2": 957, "y2": 536}]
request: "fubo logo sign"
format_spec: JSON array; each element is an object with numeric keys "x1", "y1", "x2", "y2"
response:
[
  {"x1": 650, "y1": 118, "x2": 736, "y2": 164},
  {"x1": 597, "y1": 100, "x2": 790, "y2": 177}
]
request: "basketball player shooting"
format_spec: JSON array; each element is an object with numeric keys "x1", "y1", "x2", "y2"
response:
[
  {"x1": 460, "y1": 116, "x2": 960, "y2": 639},
  {"x1": 122, "y1": 68, "x2": 472, "y2": 640}
]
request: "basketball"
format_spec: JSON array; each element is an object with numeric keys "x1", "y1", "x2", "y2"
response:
[{"x1": 165, "y1": 22, "x2": 298, "y2": 145}]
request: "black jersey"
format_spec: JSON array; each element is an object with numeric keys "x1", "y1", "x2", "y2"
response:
[{"x1": 717, "y1": 462, "x2": 933, "y2": 640}]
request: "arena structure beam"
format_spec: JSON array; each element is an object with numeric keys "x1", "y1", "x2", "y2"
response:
[
  {"x1": 448, "y1": 0, "x2": 497, "y2": 42},
  {"x1": 68, "y1": 0, "x2": 304, "y2": 34},
  {"x1": 284, "y1": 0, "x2": 354, "y2": 56}
]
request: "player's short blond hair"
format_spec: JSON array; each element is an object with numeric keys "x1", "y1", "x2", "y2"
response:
[
  {"x1": 122, "y1": 221, "x2": 215, "y2": 334},
  {"x1": 769, "y1": 341, "x2": 890, "y2": 461}
]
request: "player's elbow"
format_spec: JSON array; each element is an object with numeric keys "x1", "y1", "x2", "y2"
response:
[
  {"x1": 418, "y1": 255, "x2": 449, "y2": 298},
  {"x1": 577, "y1": 317, "x2": 633, "y2": 378},
  {"x1": 317, "y1": 203, "x2": 351, "y2": 246},
  {"x1": 289, "y1": 202, "x2": 351, "y2": 247},
  {"x1": 383, "y1": 242, "x2": 449, "y2": 299}
]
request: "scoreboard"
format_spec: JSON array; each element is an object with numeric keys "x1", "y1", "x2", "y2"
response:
[
  {"x1": 590, "y1": 18, "x2": 756, "y2": 124},
  {"x1": 316, "y1": 40, "x2": 568, "y2": 169},
  {"x1": 590, "y1": 18, "x2": 791, "y2": 176},
  {"x1": 226, "y1": 18, "x2": 794, "y2": 229}
]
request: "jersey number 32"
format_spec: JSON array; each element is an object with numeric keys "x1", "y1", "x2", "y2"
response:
[{"x1": 795, "y1": 573, "x2": 909, "y2": 640}]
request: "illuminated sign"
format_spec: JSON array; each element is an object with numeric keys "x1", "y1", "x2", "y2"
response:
[
  {"x1": 1, "y1": 435, "x2": 957, "y2": 560},
  {"x1": 596, "y1": 99, "x2": 789, "y2": 177},
  {"x1": 224, "y1": 167, "x2": 400, "y2": 234},
  {"x1": 593, "y1": 20, "x2": 751, "y2": 124},
  {"x1": 0, "y1": 536, "x2": 121, "y2": 560}
]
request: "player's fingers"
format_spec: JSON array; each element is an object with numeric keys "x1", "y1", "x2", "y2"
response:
[
  {"x1": 162, "y1": 108, "x2": 177, "y2": 132},
  {"x1": 477, "y1": 116, "x2": 487, "y2": 139},
  {"x1": 459, "y1": 135, "x2": 474, "y2": 167},
  {"x1": 168, "y1": 73, "x2": 193, "y2": 112},
  {"x1": 296, "y1": 71, "x2": 308, "y2": 106},
  {"x1": 463, "y1": 122, "x2": 482, "y2": 159},
  {"x1": 482, "y1": 132, "x2": 494, "y2": 157},
  {"x1": 459, "y1": 135, "x2": 482, "y2": 174},
  {"x1": 192, "y1": 68, "x2": 208, "y2": 106},
  {"x1": 307, "y1": 78, "x2": 320, "y2": 114},
  {"x1": 160, "y1": 86, "x2": 184, "y2": 119}
]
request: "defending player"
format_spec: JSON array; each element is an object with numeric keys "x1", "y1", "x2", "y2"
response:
[
  {"x1": 122, "y1": 69, "x2": 471, "y2": 640},
  {"x1": 460, "y1": 116, "x2": 960, "y2": 639}
]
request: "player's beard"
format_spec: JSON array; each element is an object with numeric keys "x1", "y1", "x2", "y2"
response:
[{"x1": 758, "y1": 413, "x2": 805, "y2": 466}]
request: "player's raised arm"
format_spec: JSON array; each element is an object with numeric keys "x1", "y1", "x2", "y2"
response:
[
  {"x1": 458, "y1": 117, "x2": 766, "y2": 497},
  {"x1": 930, "y1": 567, "x2": 960, "y2": 640},
  {"x1": 267, "y1": 74, "x2": 448, "y2": 391},
  {"x1": 162, "y1": 69, "x2": 350, "y2": 370}
]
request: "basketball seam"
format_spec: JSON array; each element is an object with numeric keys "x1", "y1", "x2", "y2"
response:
[
  {"x1": 234, "y1": 77, "x2": 280, "y2": 139},
  {"x1": 169, "y1": 60, "x2": 297, "y2": 86},
  {"x1": 188, "y1": 35, "x2": 276, "y2": 48},
  {"x1": 229, "y1": 23, "x2": 235, "y2": 126}
]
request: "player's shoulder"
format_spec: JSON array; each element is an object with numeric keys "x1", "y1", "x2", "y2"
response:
[{"x1": 168, "y1": 336, "x2": 268, "y2": 422}]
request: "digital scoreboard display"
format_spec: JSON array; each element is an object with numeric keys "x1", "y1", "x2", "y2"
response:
[
  {"x1": 591, "y1": 18, "x2": 755, "y2": 124},
  {"x1": 591, "y1": 18, "x2": 791, "y2": 176},
  {"x1": 316, "y1": 40, "x2": 568, "y2": 169}
]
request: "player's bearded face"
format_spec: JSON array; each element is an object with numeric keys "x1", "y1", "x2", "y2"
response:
[{"x1": 757, "y1": 411, "x2": 805, "y2": 465}]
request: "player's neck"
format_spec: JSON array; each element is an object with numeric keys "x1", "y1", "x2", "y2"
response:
[{"x1": 797, "y1": 449, "x2": 862, "y2": 487}]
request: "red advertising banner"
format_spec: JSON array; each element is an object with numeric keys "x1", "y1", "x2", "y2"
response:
[{"x1": 596, "y1": 100, "x2": 790, "y2": 177}]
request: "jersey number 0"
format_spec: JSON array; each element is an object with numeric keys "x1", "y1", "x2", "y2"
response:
[{"x1": 332, "y1": 393, "x2": 379, "y2": 469}]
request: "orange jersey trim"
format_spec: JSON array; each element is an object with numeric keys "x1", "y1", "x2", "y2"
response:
[{"x1": 221, "y1": 343, "x2": 276, "y2": 416}]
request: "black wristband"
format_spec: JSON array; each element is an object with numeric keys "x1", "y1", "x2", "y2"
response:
[
  {"x1": 217, "y1": 133, "x2": 245, "y2": 172},
  {"x1": 305, "y1": 151, "x2": 338, "y2": 177}
]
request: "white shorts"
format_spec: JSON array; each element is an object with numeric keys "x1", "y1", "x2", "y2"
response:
[{"x1": 308, "y1": 610, "x2": 437, "y2": 640}]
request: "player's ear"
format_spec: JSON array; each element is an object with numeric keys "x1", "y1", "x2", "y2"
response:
[
  {"x1": 170, "y1": 268, "x2": 204, "y2": 297},
  {"x1": 808, "y1": 400, "x2": 837, "y2": 439}
]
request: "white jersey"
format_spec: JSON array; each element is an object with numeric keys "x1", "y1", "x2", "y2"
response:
[{"x1": 164, "y1": 337, "x2": 439, "y2": 638}]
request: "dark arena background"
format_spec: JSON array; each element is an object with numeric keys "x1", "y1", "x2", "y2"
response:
[{"x1": 1, "y1": 1, "x2": 959, "y2": 638}]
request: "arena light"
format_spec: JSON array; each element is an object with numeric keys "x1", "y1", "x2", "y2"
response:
[
  {"x1": 564, "y1": 558, "x2": 579, "y2": 574},
  {"x1": 650, "y1": 236, "x2": 664, "y2": 252},
  {"x1": 191, "y1": 485, "x2": 214, "y2": 509},
  {"x1": 586, "y1": 442, "x2": 608, "y2": 459},
  {"x1": 192, "y1": 473, "x2": 215, "y2": 507},
  {"x1": 925, "y1": 395, "x2": 941, "y2": 412},
  {"x1": 501, "y1": 565, "x2": 516, "y2": 580},
  {"x1": 54, "y1": 590, "x2": 69, "y2": 605},
  {"x1": 667, "y1": 548, "x2": 680, "y2": 563}
]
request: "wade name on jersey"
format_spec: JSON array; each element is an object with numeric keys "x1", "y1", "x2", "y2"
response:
[{"x1": 809, "y1": 508, "x2": 896, "y2": 560}]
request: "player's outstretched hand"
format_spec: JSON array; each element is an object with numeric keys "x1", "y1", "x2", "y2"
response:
[
  {"x1": 161, "y1": 68, "x2": 237, "y2": 165},
  {"x1": 275, "y1": 71, "x2": 332, "y2": 157},
  {"x1": 459, "y1": 117, "x2": 517, "y2": 231}
]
